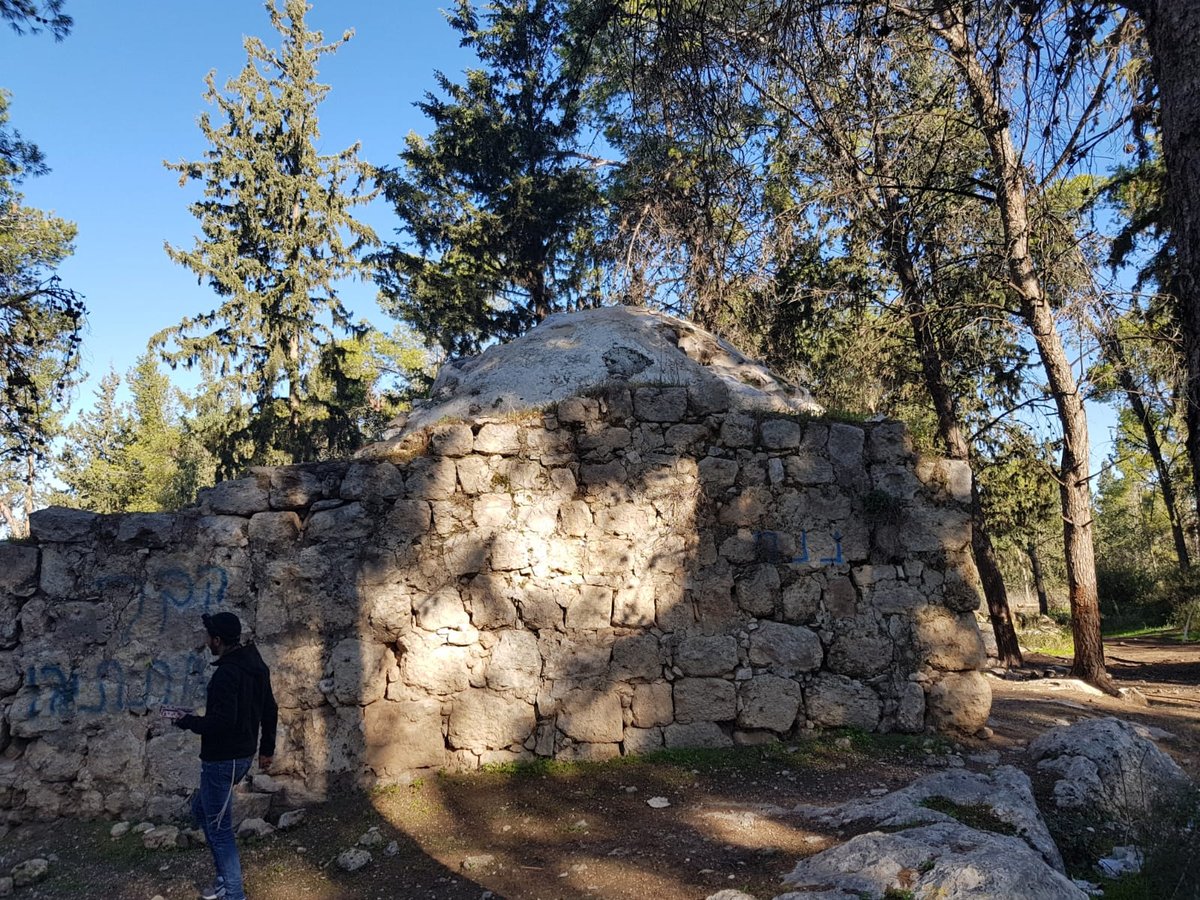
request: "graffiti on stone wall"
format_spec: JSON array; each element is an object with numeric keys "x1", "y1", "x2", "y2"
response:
[
  {"x1": 755, "y1": 529, "x2": 844, "y2": 566},
  {"x1": 116, "y1": 564, "x2": 229, "y2": 638}
]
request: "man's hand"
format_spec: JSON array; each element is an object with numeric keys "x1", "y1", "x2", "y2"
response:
[{"x1": 258, "y1": 754, "x2": 273, "y2": 772}]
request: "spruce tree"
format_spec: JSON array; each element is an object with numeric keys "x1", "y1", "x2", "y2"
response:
[
  {"x1": 374, "y1": 0, "x2": 607, "y2": 356},
  {"x1": 161, "y1": 0, "x2": 377, "y2": 473}
]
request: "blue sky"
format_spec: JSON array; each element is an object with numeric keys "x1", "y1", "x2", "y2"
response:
[{"x1": 3, "y1": 1, "x2": 469, "y2": 401}]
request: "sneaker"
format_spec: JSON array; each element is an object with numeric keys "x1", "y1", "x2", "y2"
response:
[{"x1": 199, "y1": 880, "x2": 226, "y2": 900}]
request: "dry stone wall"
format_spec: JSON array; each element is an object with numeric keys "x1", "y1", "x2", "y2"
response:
[{"x1": 0, "y1": 384, "x2": 991, "y2": 822}]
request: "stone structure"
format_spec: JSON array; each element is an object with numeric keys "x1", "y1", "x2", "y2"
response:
[{"x1": 0, "y1": 309, "x2": 991, "y2": 822}]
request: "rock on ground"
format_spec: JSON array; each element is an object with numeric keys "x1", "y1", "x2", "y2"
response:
[{"x1": 776, "y1": 821, "x2": 1087, "y2": 900}]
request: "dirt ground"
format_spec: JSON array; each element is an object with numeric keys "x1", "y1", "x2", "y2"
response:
[{"x1": 2, "y1": 632, "x2": 1197, "y2": 900}]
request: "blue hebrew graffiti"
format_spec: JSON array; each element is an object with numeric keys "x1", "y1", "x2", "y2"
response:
[
  {"x1": 22, "y1": 651, "x2": 210, "y2": 720},
  {"x1": 116, "y1": 564, "x2": 229, "y2": 639}
]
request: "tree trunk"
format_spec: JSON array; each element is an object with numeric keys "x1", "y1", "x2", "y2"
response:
[
  {"x1": 1097, "y1": 323, "x2": 1191, "y2": 569},
  {"x1": 1140, "y1": 1, "x2": 1200, "y2": 548},
  {"x1": 1028, "y1": 542, "x2": 1050, "y2": 616},
  {"x1": 880, "y1": 197, "x2": 1023, "y2": 667},
  {"x1": 936, "y1": 10, "x2": 1114, "y2": 692}
]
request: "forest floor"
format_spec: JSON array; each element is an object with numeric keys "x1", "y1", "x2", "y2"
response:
[{"x1": 1, "y1": 631, "x2": 1197, "y2": 900}]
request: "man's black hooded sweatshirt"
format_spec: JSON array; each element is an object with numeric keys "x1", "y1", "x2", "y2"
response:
[{"x1": 177, "y1": 643, "x2": 278, "y2": 762}]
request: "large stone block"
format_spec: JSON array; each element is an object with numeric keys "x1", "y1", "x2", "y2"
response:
[
  {"x1": 485, "y1": 629, "x2": 541, "y2": 701},
  {"x1": 429, "y1": 423, "x2": 474, "y2": 457},
  {"x1": 673, "y1": 677, "x2": 735, "y2": 723},
  {"x1": 565, "y1": 584, "x2": 612, "y2": 630},
  {"x1": 199, "y1": 478, "x2": 269, "y2": 517},
  {"x1": 0, "y1": 543, "x2": 38, "y2": 597},
  {"x1": 557, "y1": 688, "x2": 623, "y2": 743},
  {"x1": 363, "y1": 698, "x2": 446, "y2": 776},
  {"x1": 913, "y1": 606, "x2": 986, "y2": 671},
  {"x1": 406, "y1": 457, "x2": 459, "y2": 500},
  {"x1": 413, "y1": 586, "x2": 470, "y2": 632},
  {"x1": 761, "y1": 418, "x2": 802, "y2": 450},
  {"x1": 611, "y1": 634, "x2": 663, "y2": 680},
  {"x1": 738, "y1": 674, "x2": 802, "y2": 732},
  {"x1": 340, "y1": 461, "x2": 407, "y2": 501},
  {"x1": 399, "y1": 634, "x2": 471, "y2": 695},
  {"x1": 735, "y1": 564, "x2": 780, "y2": 616},
  {"x1": 305, "y1": 503, "x2": 371, "y2": 543},
  {"x1": 633, "y1": 386, "x2": 687, "y2": 423},
  {"x1": 926, "y1": 671, "x2": 990, "y2": 734},
  {"x1": 631, "y1": 681, "x2": 673, "y2": 727},
  {"x1": 28, "y1": 507, "x2": 100, "y2": 543},
  {"x1": 676, "y1": 634, "x2": 739, "y2": 677},
  {"x1": 805, "y1": 673, "x2": 882, "y2": 731},
  {"x1": 329, "y1": 638, "x2": 392, "y2": 706},
  {"x1": 747, "y1": 621, "x2": 823, "y2": 675},
  {"x1": 474, "y1": 423, "x2": 522, "y2": 455},
  {"x1": 664, "y1": 721, "x2": 732, "y2": 749},
  {"x1": 826, "y1": 617, "x2": 893, "y2": 679},
  {"x1": 447, "y1": 690, "x2": 536, "y2": 751}
]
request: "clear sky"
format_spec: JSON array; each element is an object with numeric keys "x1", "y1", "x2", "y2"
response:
[{"x1": 2, "y1": 1, "x2": 470, "y2": 402}]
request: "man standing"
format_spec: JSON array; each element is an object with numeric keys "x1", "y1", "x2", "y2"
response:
[{"x1": 174, "y1": 611, "x2": 278, "y2": 900}]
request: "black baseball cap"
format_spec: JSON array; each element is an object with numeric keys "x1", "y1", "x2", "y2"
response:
[{"x1": 202, "y1": 611, "x2": 241, "y2": 642}]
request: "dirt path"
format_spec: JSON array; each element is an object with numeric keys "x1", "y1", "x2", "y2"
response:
[{"x1": 2, "y1": 633, "x2": 1197, "y2": 900}]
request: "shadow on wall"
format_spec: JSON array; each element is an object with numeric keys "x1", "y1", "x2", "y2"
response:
[{"x1": 0, "y1": 381, "x2": 990, "y2": 830}]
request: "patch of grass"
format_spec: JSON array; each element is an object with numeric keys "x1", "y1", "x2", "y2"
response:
[
  {"x1": 1102, "y1": 623, "x2": 1176, "y2": 639},
  {"x1": 883, "y1": 889, "x2": 916, "y2": 900},
  {"x1": 919, "y1": 796, "x2": 1017, "y2": 836},
  {"x1": 1017, "y1": 623, "x2": 1075, "y2": 657}
]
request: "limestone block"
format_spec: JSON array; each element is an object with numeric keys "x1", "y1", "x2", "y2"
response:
[
  {"x1": 330, "y1": 639, "x2": 392, "y2": 706},
  {"x1": 913, "y1": 606, "x2": 987, "y2": 671},
  {"x1": 735, "y1": 564, "x2": 780, "y2": 616},
  {"x1": 527, "y1": 430, "x2": 575, "y2": 466},
  {"x1": 613, "y1": 579, "x2": 657, "y2": 628},
  {"x1": 248, "y1": 511, "x2": 302, "y2": 545},
  {"x1": 48, "y1": 602, "x2": 112, "y2": 645},
  {"x1": 897, "y1": 681, "x2": 926, "y2": 733},
  {"x1": 557, "y1": 396, "x2": 599, "y2": 425},
  {"x1": 822, "y1": 576, "x2": 858, "y2": 619},
  {"x1": 497, "y1": 458, "x2": 546, "y2": 492},
  {"x1": 623, "y1": 726, "x2": 665, "y2": 754},
  {"x1": 144, "y1": 729, "x2": 195, "y2": 795},
  {"x1": 363, "y1": 698, "x2": 445, "y2": 775},
  {"x1": 399, "y1": 634, "x2": 471, "y2": 695},
  {"x1": 199, "y1": 478, "x2": 269, "y2": 517},
  {"x1": 35, "y1": 545, "x2": 82, "y2": 598},
  {"x1": 261, "y1": 640, "x2": 326, "y2": 709},
  {"x1": 656, "y1": 591, "x2": 695, "y2": 633},
  {"x1": 300, "y1": 706, "x2": 364, "y2": 776},
  {"x1": 558, "y1": 688, "x2": 624, "y2": 743},
  {"x1": 611, "y1": 634, "x2": 663, "y2": 680},
  {"x1": 665, "y1": 423, "x2": 710, "y2": 452},
  {"x1": 698, "y1": 456, "x2": 739, "y2": 491},
  {"x1": 268, "y1": 467, "x2": 330, "y2": 509},
  {"x1": 579, "y1": 427, "x2": 633, "y2": 458},
  {"x1": 748, "y1": 622, "x2": 822, "y2": 675},
  {"x1": 514, "y1": 499, "x2": 560, "y2": 537},
  {"x1": 517, "y1": 582, "x2": 565, "y2": 632},
  {"x1": 116, "y1": 513, "x2": 179, "y2": 547},
  {"x1": 868, "y1": 581, "x2": 926, "y2": 615},
  {"x1": 340, "y1": 461, "x2": 406, "y2": 501},
  {"x1": 761, "y1": 418, "x2": 802, "y2": 450},
  {"x1": 559, "y1": 501, "x2": 592, "y2": 536},
  {"x1": 633, "y1": 386, "x2": 687, "y2": 422},
  {"x1": 718, "y1": 530, "x2": 757, "y2": 564},
  {"x1": 24, "y1": 734, "x2": 83, "y2": 783},
  {"x1": 871, "y1": 465, "x2": 922, "y2": 502},
  {"x1": 490, "y1": 532, "x2": 529, "y2": 572},
  {"x1": 559, "y1": 741, "x2": 621, "y2": 763},
  {"x1": 447, "y1": 690, "x2": 536, "y2": 751},
  {"x1": 429, "y1": 423, "x2": 475, "y2": 457},
  {"x1": 785, "y1": 455, "x2": 834, "y2": 485},
  {"x1": 443, "y1": 533, "x2": 488, "y2": 577},
  {"x1": 538, "y1": 631, "x2": 611, "y2": 681},
  {"x1": 826, "y1": 617, "x2": 893, "y2": 679},
  {"x1": 738, "y1": 674, "x2": 803, "y2": 732},
  {"x1": 942, "y1": 567, "x2": 982, "y2": 613},
  {"x1": 196, "y1": 515, "x2": 249, "y2": 548},
  {"x1": 414, "y1": 586, "x2": 470, "y2": 632},
  {"x1": 926, "y1": 671, "x2": 991, "y2": 734},
  {"x1": 455, "y1": 456, "x2": 492, "y2": 495},
  {"x1": 805, "y1": 673, "x2": 882, "y2": 731},
  {"x1": 466, "y1": 574, "x2": 519, "y2": 629},
  {"x1": 674, "y1": 677, "x2": 736, "y2": 723},
  {"x1": 595, "y1": 502, "x2": 655, "y2": 537},
  {"x1": 485, "y1": 629, "x2": 541, "y2": 701},
  {"x1": 387, "y1": 500, "x2": 432, "y2": 536},
  {"x1": 0, "y1": 651, "x2": 20, "y2": 694},
  {"x1": 664, "y1": 721, "x2": 733, "y2": 749},
  {"x1": 782, "y1": 577, "x2": 821, "y2": 624},
  {"x1": 474, "y1": 423, "x2": 522, "y2": 455},
  {"x1": 676, "y1": 634, "x2": 739, "y2": 677},
  {"x1": 631, "y1": 681, "x2": 673, "y2": 727},
  {"x1": 472, "y1": 493, "x2": 513, "y2": 529},
  {"x1": 0, "y1": 543, "x2": 38, "y2": 598},
  {"x1": 719, "y1": 414, "x2": 756, "y2": 448},
  {"x1": 565, "y1": 584, "x2": 613, "y2": 630},
  {"x1": 305, "y1": 503, "x2": 371, "y2": 543},
  {"x1": 407, "y1": 457, "x2": 458, "y2": 500},
  {"x1": 867, "y1": 421, "x2": 912, "y2": 463},
  {"x1": 719, "y1": 489, "x2": 769, "y2": 527},
  {"x1": 580, "y1": 460, "x2": 628, "y2": 486},
  {"x1": 828, "y1": 422, "x2": 864, "y2": 463}
]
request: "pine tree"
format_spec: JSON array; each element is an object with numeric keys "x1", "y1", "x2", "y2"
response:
[
  {"x1": 374, "y1": 0, "x2": 607, "y2": 356},
  {"x1": 160, "y1": 0, "x2": 377, "y2": 474}
]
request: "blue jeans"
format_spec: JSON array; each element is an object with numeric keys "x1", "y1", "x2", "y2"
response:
[{"x1": 191, "y1": 757, "x2": 252, "y2": 900}]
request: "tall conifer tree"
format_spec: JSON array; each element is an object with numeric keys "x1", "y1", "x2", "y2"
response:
[{"x1": 161, "y1": 0, "x2": 376, "y2": 473}]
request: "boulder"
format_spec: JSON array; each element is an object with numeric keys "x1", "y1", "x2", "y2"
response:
[{"x1": 926, "y1": 671, "x2": 992, "y2": 734}]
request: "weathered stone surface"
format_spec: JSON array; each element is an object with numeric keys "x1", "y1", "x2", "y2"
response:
[
  {"x1": 779, "y1": 821, "x2": 1085, "y2": 900},
  {"x1": 1028, "y1": 717, "x2": 1192, "y2": 823},
  {"x1": 676, "y1": 634, "x2": 739, "y2": 677},
  {"x1": 330, "y1": 639, "x2": 392, "y2": 706},
  {"x1": 248, "y1": 511, "x2": 302, "y2": 545},
  {"x1": 735, "y1": 564, "x2": 780, "y2": 616},
  {"x1": 340, "y1": 461, "x2": 406, "y2": 500},
  {"x1": 664, "y1": 721, "x2": 733, "y2": 749},
  {"x1": 761, "y1": 418, "x2": 802, "y2": 450},
  {"x1": 447, "y1": 690, "x2": 536, "y2": 751},
  {"x1": 363, "y1": 699, "x2": 445, "y2": 775},
  {"x1": 305, "y1": 503, "x2": 371, "y2": 543},
  {"x1": 485, "y1": 629, "x2": 541, "y2": 701},
  {"x1": 429, "y1": 423, "x2": 475, "y2": 457},
  {"x1": 474, "y1": 423, "x2": 522, "y2": 455},
  {"x1": 0, "y1": 543, "x2": 38, "y2": 597},
  {"x1": 896, "y1": 682, "x2": 926, "y2": 733},
  {"x1": 926, "y1": 671, "x2": 991, "y2": 734},
  {"x1": 826, "y1": 617, "x2": 892, "y2": 679},
  {"x1": 557, "y1": 689, "x2": 624, "y2": 743},
  {"x1": 634, "y1": 386, "x2": 688, "y2": 423},
  {"x1": 738, "y1": 675, "x2": 802, "y2": 732},
  {"x1": 28, "y1": 508, "x2": 99, "y2": 542},
  {"x1": 748, "y1": 622, "x2": 823, "y2": 675},
  {"x1": 805, "y1": 674, "x2": 881, "y2": 731},
  {"x1": 674, "y1": 678, "x2": 736, "y2": 723},
  {"x1": 913, "y1": 606, "x2": 987, "y2": 671},
  {"x1": 199, "y1": 478, "x2": 269, "y2": 516},
  {"x1": 631, "y1": 682, "x2": 673, "y2": 728}
]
